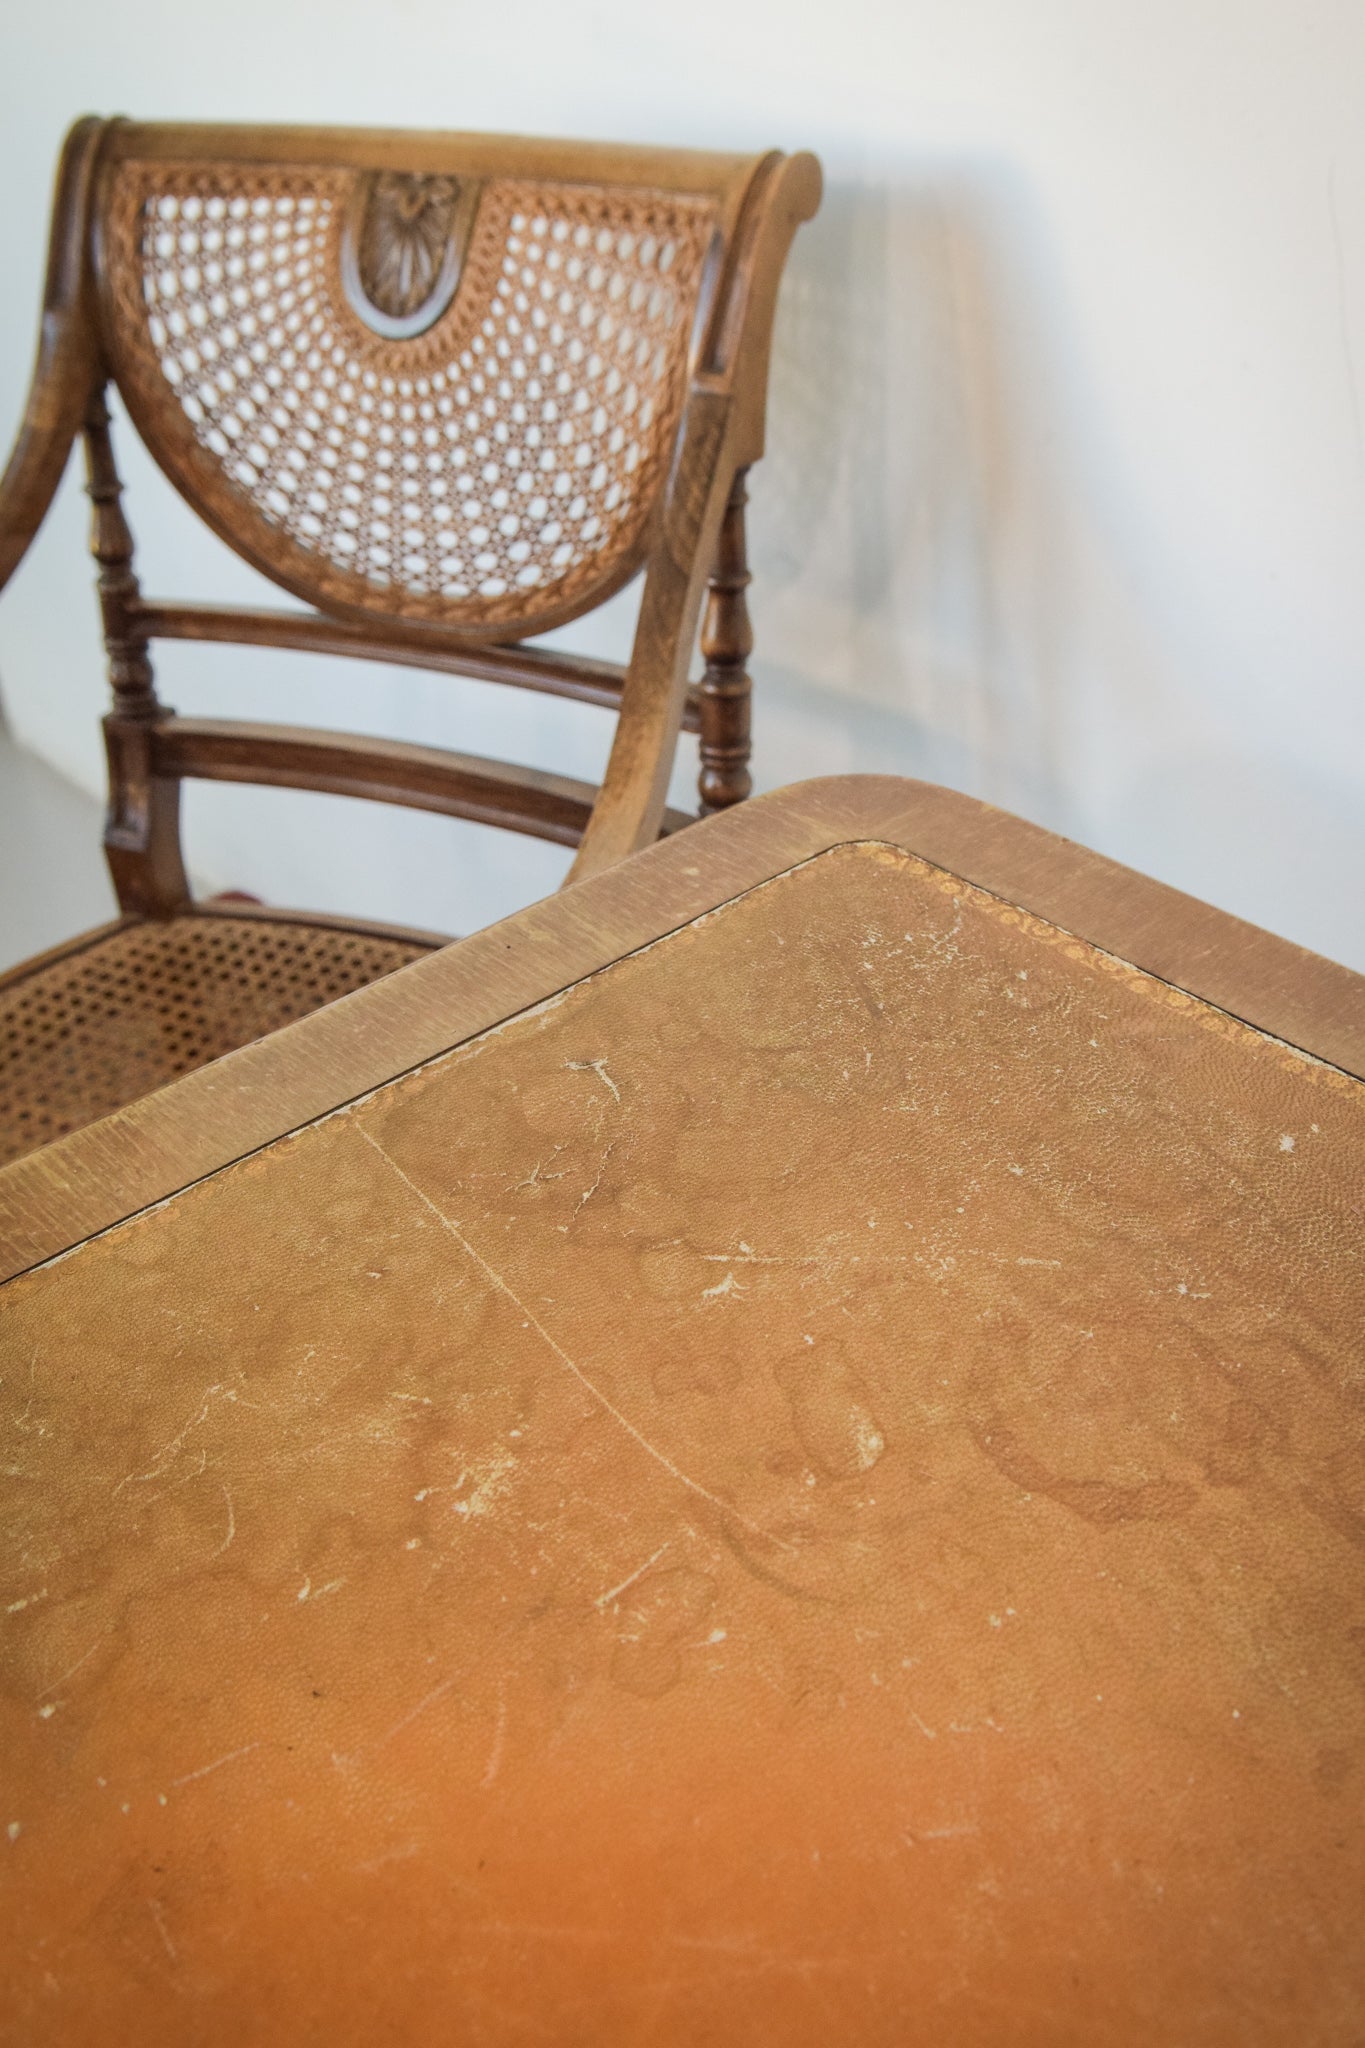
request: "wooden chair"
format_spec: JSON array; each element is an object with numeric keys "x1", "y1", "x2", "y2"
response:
[{"x1": 0, "y1": 118, "x2": 820, "y2": 1165}]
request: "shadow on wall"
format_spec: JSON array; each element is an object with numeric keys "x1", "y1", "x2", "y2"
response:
[
  {"x1": 734, "y1": 158, "x2": 1365, "y2": 971},
  {"x1": 744, "y1": 159, "x2": 1135, "y2": 823}
]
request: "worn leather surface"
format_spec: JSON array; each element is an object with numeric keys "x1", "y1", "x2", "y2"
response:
[{"x1": 2, "y1": 843, "x2": 1362, "y2": 2043}]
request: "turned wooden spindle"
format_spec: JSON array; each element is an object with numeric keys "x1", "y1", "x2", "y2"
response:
[
  {"x1": 83, "y1": 390, "x2": 190, "y2": 915},
  {"x1": 84, "y1": 390, "x2": 159, "y2": 716},
  {"x1": 697, "y1": 466, "x2": 754, "y2": 813}
]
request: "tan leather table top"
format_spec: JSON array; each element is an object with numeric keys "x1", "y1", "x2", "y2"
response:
[{"x1": 2, "y1": 790, "x2": 1363, "y2": 2044}]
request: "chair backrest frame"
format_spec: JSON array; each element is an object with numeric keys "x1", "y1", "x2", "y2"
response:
[{"x1": 0, "y1": 118, "x2": 820, "y2": 911}]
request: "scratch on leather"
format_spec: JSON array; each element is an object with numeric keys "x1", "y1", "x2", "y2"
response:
[{"x1": 355, "y1": 1124, "x2": 795, "y2": 1554}]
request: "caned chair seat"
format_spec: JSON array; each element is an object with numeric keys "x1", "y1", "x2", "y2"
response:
[
  {"x1": 0, "y1": 909, "x2": 439, "y2": 1165},
  {"x1": 0, "y1": 120, "x2": 820, "y2": 1163}
]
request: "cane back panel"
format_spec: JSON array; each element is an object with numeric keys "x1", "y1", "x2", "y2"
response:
[{"x1": 100, "y1": 156, "x2": 717, "y2": 634}]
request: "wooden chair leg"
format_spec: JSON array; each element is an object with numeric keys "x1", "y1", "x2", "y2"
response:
[
  {"x1": 697, "y1": 466, "x2": 754, "y2": 813},
  {"x1": 84, "y1": 391, "x2": 189, "y2": 916}
]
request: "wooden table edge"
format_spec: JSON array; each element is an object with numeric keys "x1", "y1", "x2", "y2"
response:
[{"x1": 2, "y1": 773, "x2": 1360, "y2": 1283}]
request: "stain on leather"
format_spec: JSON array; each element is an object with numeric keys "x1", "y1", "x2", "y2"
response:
[
  {"x1": 1314, "y1": 1747, "x2": 1354, "y2": 1796},
  {"x1": 1200, "y1": 1395, "x2": 1284, "y2": 1487},
  {"x1": 969, "y1": 1419, "x2": 1198, "y2": 1526},
  {"x1": 773, "y1": 1350, "x2": 885, "y2": 1479},
  {"x1": 784, "y1": 1662, "x2": 843, "y2": 1719},
  {"x1": 713, "y1": 1519, "x2": 838, "y2": 1607},
  {"x1": 1300, "y1": 1480, "x2": 1365, "y2": 1555}
]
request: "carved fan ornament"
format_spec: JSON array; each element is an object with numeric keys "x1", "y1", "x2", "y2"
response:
[{"x1": 342, "y1": 171, "x2": 473, "y2": 338}]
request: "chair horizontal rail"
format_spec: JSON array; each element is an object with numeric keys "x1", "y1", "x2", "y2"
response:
[
  {"x1": 155, "y1": 718, "x2": 596, "y2": 846},
  {"x1": 134, "y1": 602, "x2": 704, "y2": 733},
  {"x1": 152, "y1": 718, "x2": 697, "y2": 847}
]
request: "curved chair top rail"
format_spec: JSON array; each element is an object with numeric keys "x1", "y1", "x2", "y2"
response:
[{"x1": 102, "y1": 122, "x2": 774, "y2": 196}]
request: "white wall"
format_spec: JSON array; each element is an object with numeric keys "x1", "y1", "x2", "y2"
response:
[{"x1": 2, "y1": 0, "x2": 1362, "y2": 964}]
